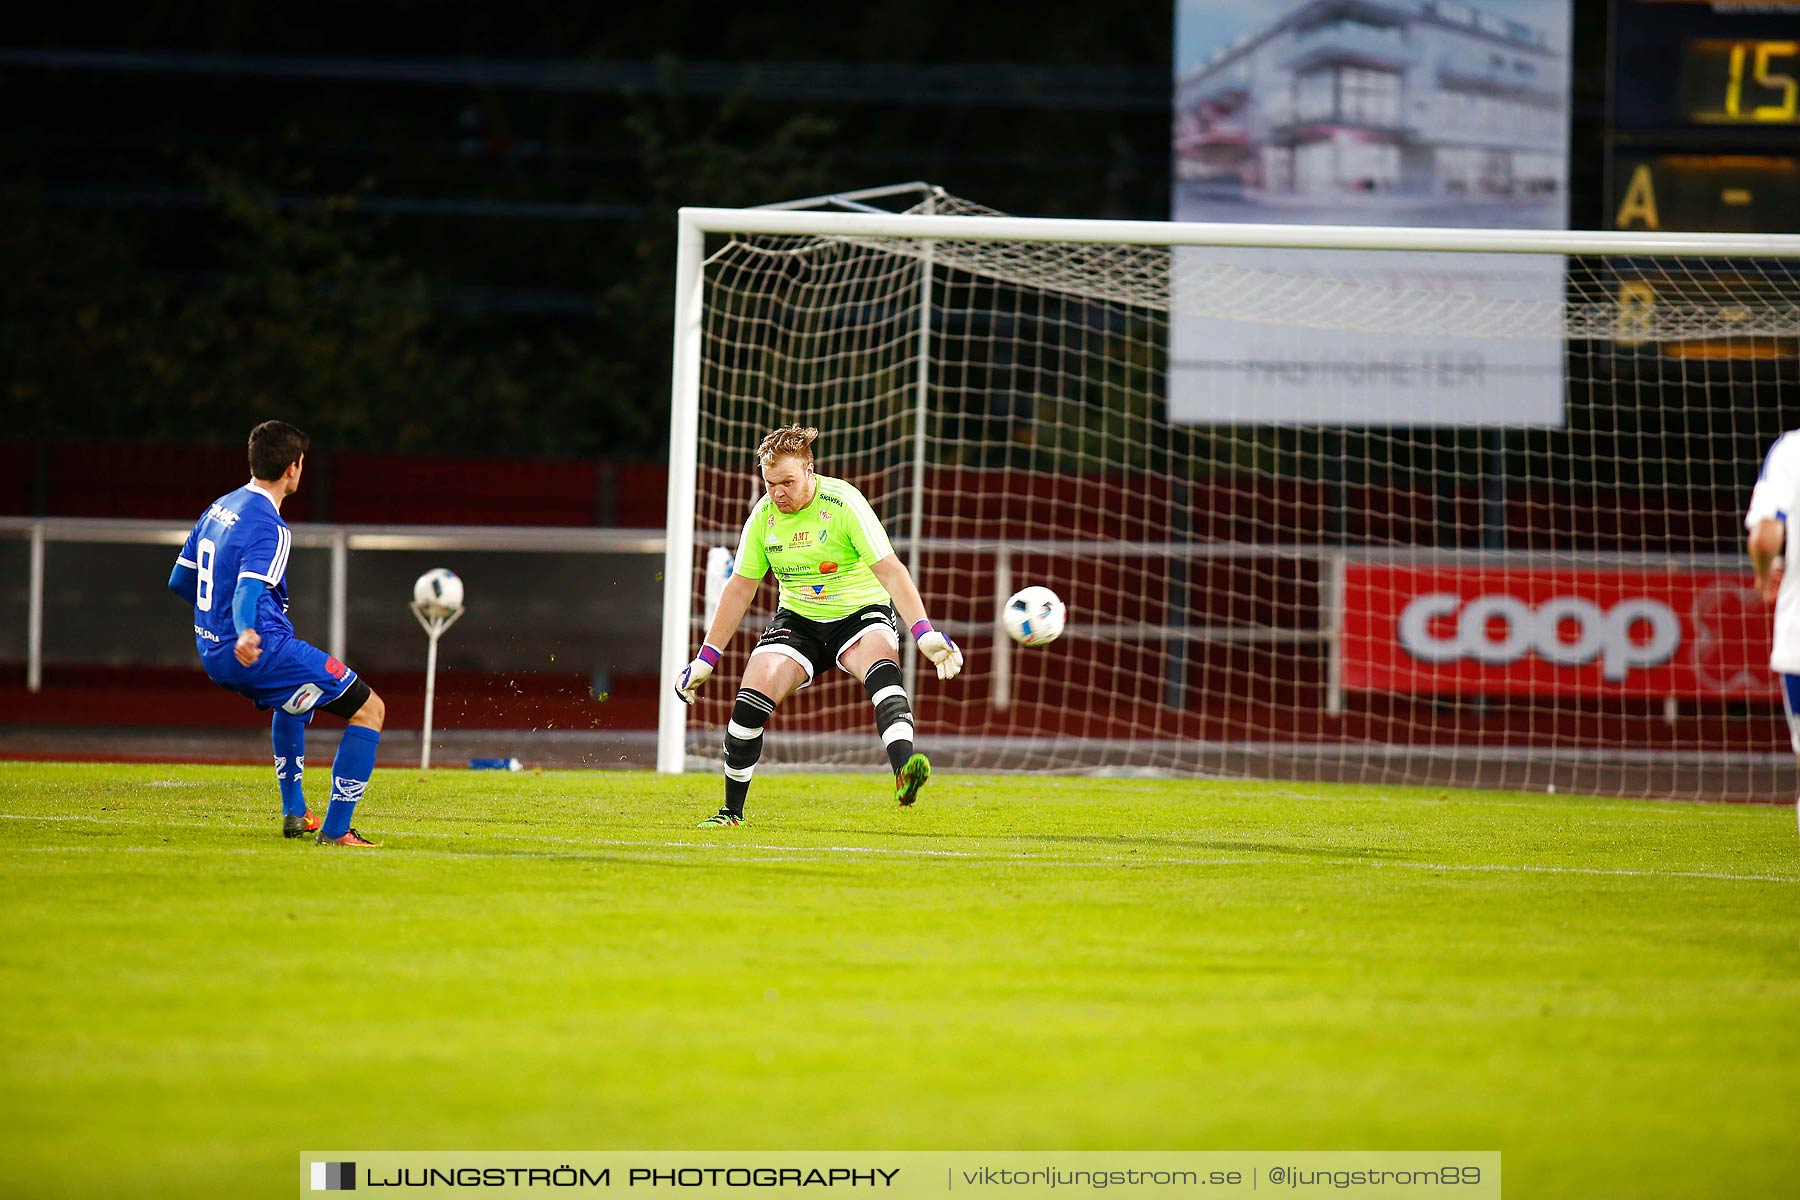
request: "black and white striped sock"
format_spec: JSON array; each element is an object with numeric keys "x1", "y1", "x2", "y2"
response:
[
  {"x1": 723, "y1": 687, "x2": 776, "y2": 816},
  {"x1": 862, "y1": 661, "x2": 913, "y2": 774}
]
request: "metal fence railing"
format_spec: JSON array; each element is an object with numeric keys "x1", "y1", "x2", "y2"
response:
[{"x1": 0, "y1": 517, "x2": 667, "y2": 692}]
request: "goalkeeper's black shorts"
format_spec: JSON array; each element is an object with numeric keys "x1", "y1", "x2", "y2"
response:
[{"x1": 750, "y1": 603, "x2": 899, "y2": 685}]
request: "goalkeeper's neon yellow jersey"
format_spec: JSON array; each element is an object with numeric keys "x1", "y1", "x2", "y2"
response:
[{"x1": 733, "y1": 474, "x2": 896, "y2": 621}]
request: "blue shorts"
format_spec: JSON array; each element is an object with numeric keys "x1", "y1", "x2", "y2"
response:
[
  {"x1": 1782, "y1": 674, "x2": 1800, "y2": 756},
  {"x1": 203, "y1": 636, "x2": 361, "y2": 719}
]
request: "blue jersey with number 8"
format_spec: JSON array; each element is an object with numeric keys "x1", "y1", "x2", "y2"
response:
[{"x1": 177, "y1": 483, "x2": 296, "y2": 662}]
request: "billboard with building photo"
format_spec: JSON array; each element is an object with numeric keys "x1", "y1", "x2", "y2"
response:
[{"x1": 1170, "y1": 0, "x2": 1572, "y2": 426}]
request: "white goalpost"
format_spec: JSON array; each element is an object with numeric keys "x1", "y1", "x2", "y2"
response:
[{"x1": 659, "y1": 187, "x2": 1800, "y2": 800}]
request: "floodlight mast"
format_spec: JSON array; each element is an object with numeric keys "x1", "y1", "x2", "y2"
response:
[{"x1": 410, "y1": 600, "x2": 465, "y2": 770}]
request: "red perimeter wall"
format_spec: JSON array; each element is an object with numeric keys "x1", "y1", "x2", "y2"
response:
[{"x1": 3, "y1": 444, "x2": 1771, "y2": 751}]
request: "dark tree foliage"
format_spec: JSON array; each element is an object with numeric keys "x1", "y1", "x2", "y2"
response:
[{"x1": 1, "y1": 3, "x2": 1172, "y2": 457}]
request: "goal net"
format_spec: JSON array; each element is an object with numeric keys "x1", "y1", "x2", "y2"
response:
[{"x1": 661, "y1": 186, "x2": 1800, "y2": 801}]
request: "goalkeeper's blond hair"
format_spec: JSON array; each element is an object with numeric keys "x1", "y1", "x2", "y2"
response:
[{"x1": 758, "y1": 423, "x2": 820, "y2": 467}]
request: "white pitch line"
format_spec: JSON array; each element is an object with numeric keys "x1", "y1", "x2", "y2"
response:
[
  {"x1": 13, "y1": 844, "x2": 838, "y2": 866},
  {"x1": 12, "y1": 841, "x2": 1797, "y2": 883},
  {"x1": 4, "y1": 811, "x2": 1797, "y2": 883}
]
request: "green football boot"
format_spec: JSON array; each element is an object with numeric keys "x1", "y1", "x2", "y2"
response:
[
  {"x1": 895, "y1": 752, "x2": 931, "y2": 807},
  {"x1": 697, "y1": 808, "x2": 744, "y2": 827}
]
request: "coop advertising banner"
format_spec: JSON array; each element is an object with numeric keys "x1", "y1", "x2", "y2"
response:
[
  {"x1": 1341, "y1": 564, "x2": 1773, "y2": 698},
  {"x1": 1170, "y1": 0, "x2": 1573, "y2": 426}
]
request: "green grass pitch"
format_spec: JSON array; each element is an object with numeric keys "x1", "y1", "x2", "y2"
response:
[{"x1": 1, "y1": 760, "x2": 1796, "y2": 1198}]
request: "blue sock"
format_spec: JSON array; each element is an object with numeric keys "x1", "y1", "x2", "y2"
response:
[
  {"x1": 321, "y1": 725, "x2": 380, "y2": 839},
  {"x1": 272, "y1": 711, "x2": 309, "y2": 818}
]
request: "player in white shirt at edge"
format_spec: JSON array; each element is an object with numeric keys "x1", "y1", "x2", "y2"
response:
[{"x1": 1744, "y1": 428, "x2": 1800, "y2": 839}]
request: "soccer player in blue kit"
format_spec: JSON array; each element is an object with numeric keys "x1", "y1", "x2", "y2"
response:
[{"x1": 168, "y1": 421, "x2": 385, "y2": 846}]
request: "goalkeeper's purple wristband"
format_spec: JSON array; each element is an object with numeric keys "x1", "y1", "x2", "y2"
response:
[
  {"x1": 911, "y1": 620, "x2": 933, "y2": 641},
  {"x1": 698, "y1": 644, "x2": 721, "y2": 666}
]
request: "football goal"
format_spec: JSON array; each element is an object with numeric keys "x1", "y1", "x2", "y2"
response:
[{"x1": 659, "y1": 184, "x2": 1800, "y2": 800}]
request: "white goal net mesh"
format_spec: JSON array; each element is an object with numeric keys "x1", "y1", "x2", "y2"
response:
[{"x1": 680, "y1": 190, "x2": 1800, "y2": 800}]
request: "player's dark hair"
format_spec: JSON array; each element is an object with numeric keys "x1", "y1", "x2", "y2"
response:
[{"x1": 248, "y1": 421, "x2": 309, "y2": 482}]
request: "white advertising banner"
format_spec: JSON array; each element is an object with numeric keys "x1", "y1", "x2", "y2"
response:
[{"x1": 1171, "y1": 0, "x2": 1573, "y2": 427}]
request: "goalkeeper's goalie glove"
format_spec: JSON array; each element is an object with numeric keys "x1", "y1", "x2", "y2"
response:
[
  {"x1": 674, "y1": 644, "x2": 722, "y2": 705},
  {"x1": 911, "y1": 620, "x2": 963, "y2": 682}
]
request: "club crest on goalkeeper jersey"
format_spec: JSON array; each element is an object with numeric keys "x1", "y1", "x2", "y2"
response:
[
  {"x1": 733, "y1": 475, "x2": 895, "y2": 620},
  {"x1": 178, "y1": 483, "x2": 295, "y2": 658}
]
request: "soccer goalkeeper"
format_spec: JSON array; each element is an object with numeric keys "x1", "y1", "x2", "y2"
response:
[{"x1": 673, "y1": 423, "x2": 963, "y2": 826}]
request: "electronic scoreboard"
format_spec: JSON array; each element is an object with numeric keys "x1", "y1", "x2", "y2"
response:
[{"x1": 1608, "y1": 0, "x2": 1800, "y2": 232}]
